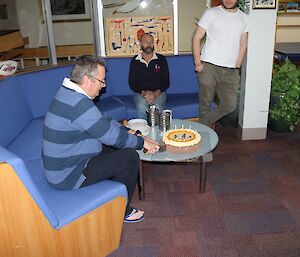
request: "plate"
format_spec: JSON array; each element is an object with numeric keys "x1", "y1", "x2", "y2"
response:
[{"x1": 127, "y1": 119, "x2": 150, "y2": 136}]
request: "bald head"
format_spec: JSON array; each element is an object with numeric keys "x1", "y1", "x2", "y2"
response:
[{"x1": 140, "y1": 33, "x2": 154, "y2": 55}]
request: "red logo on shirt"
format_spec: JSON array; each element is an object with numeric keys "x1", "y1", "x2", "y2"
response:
[{"x1": 154, "y1": 64, "x2": 161, "y2": 72}]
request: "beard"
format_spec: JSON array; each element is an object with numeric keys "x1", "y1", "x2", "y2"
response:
[
  {"x1": 221, "y1": 1, "x2": 238, "y2": 9},
  {"x1": 141, "y1": 46, "x2": 154, "y2": 54}
]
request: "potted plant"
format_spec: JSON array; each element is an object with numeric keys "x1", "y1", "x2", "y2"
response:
[{"x1": 269, "y1": 59, "x2": 300, "y2": 132}]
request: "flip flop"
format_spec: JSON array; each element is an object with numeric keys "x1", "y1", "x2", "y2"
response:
[{"x1": 124, "y1": 208, "x2": 144, "y2": 223}]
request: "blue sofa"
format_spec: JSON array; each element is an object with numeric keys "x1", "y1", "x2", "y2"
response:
[
  {"x1": 0, "y1": 66, "x2": 128, "y2": 257},
  {"x1": 99, "y1": 54, "x2": 200, "y2": 120},
  {"x1": 0, "y1": 54, "x2": 199, "y2": 257}
]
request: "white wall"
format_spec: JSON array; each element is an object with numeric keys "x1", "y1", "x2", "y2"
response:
[
  {"x1": 15, "y1": 0, "x2": 42, "y2": 47},
  {"x1": 239, "y1": 6, "x2": 277, "y2": 139},
  {"x1": 178, "y1": 0, "x2": 206, "y2": 52},
  {"x1": 52, "y1": 22, "x2": 94, "y2": 46},
  {"x1": 13, "y1": 0, "x2": 206, "y2": 50},
  {"x1": 15, "y1": 0, "x2": 93, "y2": 48}
]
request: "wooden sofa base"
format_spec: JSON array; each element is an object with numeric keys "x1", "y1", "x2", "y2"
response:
[{"x1": 0, "y1": 163, "x2": 126, "y2": 257}]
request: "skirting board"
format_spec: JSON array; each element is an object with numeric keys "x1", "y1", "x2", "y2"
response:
[{"x1": 238, "y1": 126, "x2": 267, "y2": 140}]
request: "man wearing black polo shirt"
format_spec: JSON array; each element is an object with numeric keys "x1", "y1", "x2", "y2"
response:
[{"x1": 129, "y1": 33, "x2": 170, "y2": 120}]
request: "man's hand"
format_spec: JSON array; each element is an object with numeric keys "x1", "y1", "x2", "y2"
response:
[
  {"x1": 143, "y1": 137, "x2": 160, "y2": 154},
  {"x1": 192, "y1": 26, "x2": 206, "y2": 73},
  {"x1": 128, "y1": 129, "x2": 135, "y2": 135},
  {"x1": 194, "y1": 62, "x2": 203, "y2": 73},
  {"x1": 153, "y1": 89, "x2": 161, "y2": 97},
  {"x1": 143, "y1": 90, "x2": 156, "y2": 104}
]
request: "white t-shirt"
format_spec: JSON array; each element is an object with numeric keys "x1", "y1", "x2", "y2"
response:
[{"x1": 198, "y1": 6, "x2": 249, "y2": 68}]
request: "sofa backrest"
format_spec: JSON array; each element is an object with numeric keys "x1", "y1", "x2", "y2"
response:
[
  {"x1": 17, "y1": 65, "x2": 73, "y2": 119},
  {"x1": 105, "y1": 57, "x2": 132, "y2": 96},
  {"x1": 0, "y1": 77, "x2": 33, "y2": 147},
  {"x1": 105, "y1": 54, "x2": 198, "y2": 96},
  {"x1": 166, "y1": 55, "x2": 199, "y2": 94}
]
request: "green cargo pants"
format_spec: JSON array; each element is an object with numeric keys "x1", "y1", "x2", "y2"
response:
[{"x1": 198, "y1": 62, "x2": 240, "y2": 127}]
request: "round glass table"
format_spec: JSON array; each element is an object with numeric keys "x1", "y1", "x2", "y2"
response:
[{"x1": 137, "y1": 119, "x2": 219, "y2": 200}]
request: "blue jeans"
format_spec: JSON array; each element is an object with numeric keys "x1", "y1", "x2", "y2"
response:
[{"x1": 132, "y1": 92, "x2": 167, "y2": 120}]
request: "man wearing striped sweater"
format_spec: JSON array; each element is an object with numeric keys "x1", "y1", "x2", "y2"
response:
[{"x1": 42, "y1": 56, "x2": 159, "y2": 223}]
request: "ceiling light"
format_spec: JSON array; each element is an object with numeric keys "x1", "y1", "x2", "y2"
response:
[{"x1": 140, "y1": 0, "x2": 148, "y2": 8}]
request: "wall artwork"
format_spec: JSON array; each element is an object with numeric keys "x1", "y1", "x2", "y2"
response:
[
  {"x1": 50, "y1": 0, "x2": 90, "y2": 21},
  {"x1": 105, "y1": 16, "x2": 173, "y2": 57},
  {"x1": 252, "y1": 0, "x2": 276, "y2": 9}
]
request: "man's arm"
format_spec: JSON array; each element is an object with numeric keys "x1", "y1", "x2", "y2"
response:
[
  {"x1": 159, "y1": 55, "x2": 170, "y2": 92},
  {"x1": 128, "y1": 57, "x2": 140, "y2": 93},
  {"x1": 235, "y1": 32, "x2": 248, "y2": 68},
  {"x1": 192, "y1": 26, "x2": 206, "y2": 72}
]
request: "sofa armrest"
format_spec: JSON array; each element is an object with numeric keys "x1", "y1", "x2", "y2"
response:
[
  {"x1": 0, "y1": 145, "x2": 27, "y2": 172},
  {"x1": 0, "y1": 162, "x2": 126, "y2": 257},
  {"x1": 0, "y1": 145, "x2": 59, "y2": 227}
]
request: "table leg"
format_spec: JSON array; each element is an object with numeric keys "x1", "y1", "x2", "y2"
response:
[
  {"x1": 138, "y1": 160, "x2": 145, "y2": 200},
  {"x1": 199, "y1": 160, "x2": 207, "y2": 193},
  {"x1": 199, "y1": 153, "x2": 213, "y2": 193}
]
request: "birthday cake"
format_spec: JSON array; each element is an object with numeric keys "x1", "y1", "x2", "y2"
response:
[{"x1": 162, "y1": 128, "x2": 201, "y2": 153}]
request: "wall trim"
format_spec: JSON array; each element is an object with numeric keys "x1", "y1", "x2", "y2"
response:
[{"x1": 238, "y1": 126, "x2": 267, "y2": 140}]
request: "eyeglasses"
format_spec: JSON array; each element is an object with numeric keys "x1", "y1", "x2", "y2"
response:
[{"x1": 89, "y1": 75, "x2": 106, "y2": 85}]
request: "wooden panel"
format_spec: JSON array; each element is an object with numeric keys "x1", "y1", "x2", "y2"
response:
[
  {"x1": 0, "y1": 49, "x2": 23, "y2": 61},
  {"x1": 0, "y1": 45, "x2": 94, "y2": 60},
  {"x1": 0, "y1": 31, "x2": 26, "y2": 52},
  {"x1": 277, "y1": 24, "x2": 300, "y2": 28},
  {"x1": 0, "y1": 163, "x2": 126, "y2": 257}
]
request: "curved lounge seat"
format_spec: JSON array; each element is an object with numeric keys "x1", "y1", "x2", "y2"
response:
[
  {"x1": 0, "y1": 54, "x2": 202, "y2": 256},
  {"x1": 0, "y1": 69, "x2": 128, "y2": 257}
]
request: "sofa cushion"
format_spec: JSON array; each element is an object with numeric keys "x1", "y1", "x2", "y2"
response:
[
  {"x1": 25, "y1": 159, "x2": 128, "y2": 229},
  {"x1": 8, "y1": 118, "x2": 43, "y2": 161},
  {"x1": 18, "y1": 65, "x2": 73, "y2": 119},
  {"x1": 0, "y1": 76, "x2": 33, "y2": 147}
]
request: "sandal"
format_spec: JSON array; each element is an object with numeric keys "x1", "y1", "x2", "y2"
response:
[{"x1": 124, "y1": 208, "x2": 144, "y2": 223}]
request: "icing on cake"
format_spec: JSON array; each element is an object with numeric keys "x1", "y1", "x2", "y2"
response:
[{"x1": 162, "y1": 128, "x2": 201, "y2": 153}]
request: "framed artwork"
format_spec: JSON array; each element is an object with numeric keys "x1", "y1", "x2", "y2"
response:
[
  {"x1": 50, "y1": 0, "x2": 90, "y2": 21},
  {"x1": 252, "y1": 0, "x2": 276, "y2": 9},
  {"x1": 105, "y1": 16, "x2": 173, "y2": 57}
]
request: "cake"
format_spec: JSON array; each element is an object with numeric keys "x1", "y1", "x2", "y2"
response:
[{"x1": 162, "y1": 128, "x2": 201, "y2": 153}]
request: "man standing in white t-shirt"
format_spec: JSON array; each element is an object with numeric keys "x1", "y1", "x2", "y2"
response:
[{"x1": 192, "y1": 0, "x2": 248, "y2": 127}]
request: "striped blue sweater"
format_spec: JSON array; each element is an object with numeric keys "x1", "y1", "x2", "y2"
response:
[{"x1": 42, "y1": 85, "x2": 144, "y2": 189}]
